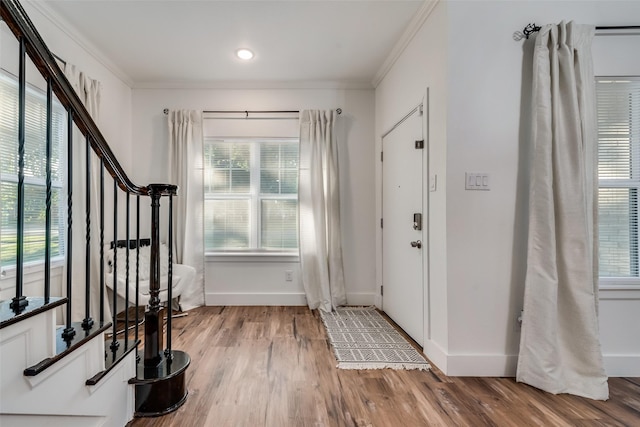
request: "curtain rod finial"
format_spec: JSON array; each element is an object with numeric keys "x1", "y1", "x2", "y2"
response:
[{"x1": 523, "y1": 23, "x2": 542, "y2": 39}]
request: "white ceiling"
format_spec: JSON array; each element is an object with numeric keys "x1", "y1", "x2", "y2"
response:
[{"x1": 40, "y1": 0, "x2": 425, "y2": 88}]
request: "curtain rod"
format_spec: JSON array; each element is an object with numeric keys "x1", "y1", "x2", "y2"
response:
[
  {"x1": 163, "y1": 108, "x2": 342, "y2": 116},
  {"x1": 52, "y1": 52, "x2": 66, "y2": 66},
  {"x1": 521, "y1": 23, "x2": 640, "y2": 39}
]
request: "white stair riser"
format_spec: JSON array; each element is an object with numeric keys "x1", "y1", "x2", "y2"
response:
[
  {"x1": 1, "y1": 310, "x2": 135, "y2": 426},
  {"x1": 0, "y1": 414, "x2": 105, "y2": 427}
]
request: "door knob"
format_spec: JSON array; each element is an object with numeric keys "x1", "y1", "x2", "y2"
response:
[{"x1": 410, "y1": 240, "x2": 422, "y2": 249}]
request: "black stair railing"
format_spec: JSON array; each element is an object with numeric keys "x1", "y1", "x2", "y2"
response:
[
  {"x1": 11, "y1": 34, "x2": 27, "y2": 313},
  {"x1": 0, "y1": 0, "x2": 189, "y2": 417}
]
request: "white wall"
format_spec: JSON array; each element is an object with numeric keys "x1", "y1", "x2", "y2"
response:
[
  {"x1": 375, "y1": 0, "x2": 450, "y2": 370},
  {"x1": 376, "y1": 0, "x2": 640, "y2": 377},
  {"x1": 131, "y1": 88, "x2": 376, "y2": 306}
]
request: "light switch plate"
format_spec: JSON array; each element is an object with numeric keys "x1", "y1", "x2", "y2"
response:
[
  {"x1": 429, "y1": 174, "x2": 437, "y2": 192},
  {"x1": 465, "y1": 172, "x2": 490, "y2": 191}
]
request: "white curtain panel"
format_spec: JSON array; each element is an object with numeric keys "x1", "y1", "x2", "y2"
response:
[
  {"x1": 64, "y1": 64, "x2": 106, "y2": 322},
  {"x1": 298, "y1": 110, "x2": 346, "y2": 312},
  {"x1": 516, "y1": 22, "x2": 609, "y2": 400},
  {"x1": 167, "y1": 110, "x2": 204, "y2": 310}
]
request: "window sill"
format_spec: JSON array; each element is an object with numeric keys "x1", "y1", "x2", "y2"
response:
[
  {"x1": 206, "y1": 252, "x2": 299, "y2": 263},
  {"x1": 1, "y1": 258, "x2": 65, "y2": 280},
  {"x1": 0, "y1": 259, "x2": 65, "y2": 293},
  {"x1": 599, "y1": 281, "x2": 640, "y2": 300},
  {"x1": 599, "y1": 277, "x2": 640, "y2": 288}
]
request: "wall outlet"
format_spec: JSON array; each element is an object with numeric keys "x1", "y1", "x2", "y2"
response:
[
  {"x1": 285, "y1": 270, "x2": 293, "y2": 282},
  {"x1": 517, "y1": 310, "x2": 523, "y2": 326},
  {"x1": 512, "y1": 310, "x2": 524, "y2": 333}
]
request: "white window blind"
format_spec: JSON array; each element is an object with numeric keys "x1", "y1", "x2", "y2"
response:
[
  {"x1": 204, "y1": 138, "x2": 299, "y2": 252},
  {"x1": 0, "y1": 71, "x2": 67, "y2": 268},
  {"x1": 597, "y1": 78, "x2": 640, "y2": 280}
]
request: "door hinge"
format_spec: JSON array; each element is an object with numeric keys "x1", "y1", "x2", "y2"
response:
[
  {"x1": 380, "y1": 218, "x2": 383, "y2": 228},
  {"x1": 380, "y1": 151, "x2": 384, "y2": 162},
  {"x1": 380, "y1": 285, "x2": 384, "y2": 296},
  {"x1": 415, "y1": 140, "x2": 424, "y2": 149}
]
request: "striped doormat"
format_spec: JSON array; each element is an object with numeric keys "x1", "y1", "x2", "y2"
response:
[{"x1": 319, "y1": 307, "x2": 430, "y2": 370}]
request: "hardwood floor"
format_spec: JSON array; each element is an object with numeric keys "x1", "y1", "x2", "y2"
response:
[{"x1": 128, "y1": 306, "x2": 640, "y2": 427}]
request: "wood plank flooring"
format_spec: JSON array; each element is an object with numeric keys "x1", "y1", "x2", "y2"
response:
[{"x1": 127, "y1": 306, "x2": 640, "y2": 427}]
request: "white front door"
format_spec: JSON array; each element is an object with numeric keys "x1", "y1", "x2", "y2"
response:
[{"x1": 382, "y1": 108, "x2": 424, "y2": 345}]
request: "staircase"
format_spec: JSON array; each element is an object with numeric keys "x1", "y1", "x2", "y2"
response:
[
  {"x1": 0, "y1": 1, "x2": 189, "y2": 425},
  {"x1": 0, "y1": 298, "x2": 136, "y2": 426}
]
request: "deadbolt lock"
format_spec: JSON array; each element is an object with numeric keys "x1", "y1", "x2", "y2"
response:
[
  {"x1": 410, "y1": 240, "x2": 422, "y2": 249},
  {"x1": 413, "y1": 213, "x2": 422, "y2": 230}
]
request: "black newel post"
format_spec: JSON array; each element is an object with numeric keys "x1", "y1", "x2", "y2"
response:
[
  {"x1": 130, "y1": 187, "x2": 189, "y2": 417},
  {"x1": 144, "y1": 185, "x2": 164, "y2": 367}
]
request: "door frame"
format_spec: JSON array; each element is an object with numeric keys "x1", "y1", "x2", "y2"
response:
[{"x1": 377, "y1": 89, "x2": 430, "y2": 346}]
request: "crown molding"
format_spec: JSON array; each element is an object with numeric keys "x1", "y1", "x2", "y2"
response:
[
  {"x1": 371, "y1": 0, "x2": 440, "y2": 88},
  {"x1": 25, "y1": 0, "x2": 135, "y2": 87},
  {"x1": 133, "y1": 79, "x2": 374, "y2": 91}
]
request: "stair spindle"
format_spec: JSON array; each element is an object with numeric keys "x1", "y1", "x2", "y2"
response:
[
  {"x1": 99, "y1": 160, "x2": 105, "y2": 324},
  {"x1": 62, "y1": 109, "x2": 75, "y2": 341},
  {"x1": 110, "y1": 181, "x2": 119, "y2": 352},
  {"x1": 83, "y1": 136, "x2": 94, "y2": 330},
  {"x1": 135, "y1": 195, "x2": 141, "y2": 345},
  {"x1": 165, "y1": 194, "x2": 174, "y2": 358},
  {"x1": 44, "y1": 77, "x2": 53, "y2": 303},
  {"x1": 10, "y1": 36, "x2": 28, "y2": 314},
  {"x1": 125, "y1": 192, "x2": 130, "y2": 349}
]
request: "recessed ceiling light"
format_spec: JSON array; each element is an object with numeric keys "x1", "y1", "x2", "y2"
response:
[{"x1": 236, "y1": 48, "x2": 254, "y2": 60}]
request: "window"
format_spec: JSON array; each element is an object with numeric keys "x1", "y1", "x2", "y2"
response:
[
  {"x1": 597, "y1": 78, "x2": 640, "y2": 282},
  {"x1": 204, "y1": 138, "x2": 299, "y2": 253},
  {"x1": 0, "y1": 71, "x2": 67, "y2": 268}
]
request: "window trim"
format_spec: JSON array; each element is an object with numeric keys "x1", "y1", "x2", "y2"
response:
[
  {"x1": 204, "y1": 137, "x2": 300, "y2": 256},
  {"x1": 205, "y1": 252, "x2": 299, "y2": 263},
  {"x1": 597, "y1": 76, "x2": 640, "y2": 288},
  {"x1": 0, "y1": 257, "x2": 65, "y2": 280}
]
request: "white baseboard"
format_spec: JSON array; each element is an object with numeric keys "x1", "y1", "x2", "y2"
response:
[
  {"x1": 205, "y1": 292, "x2": 307, "y2": 306},
  {"x1": 603, "y1": 354, "x2": 640, "y2": 377},
  {"x1": 346, "y1": 292, "x2": 376, "y2": 306},
  {"x1": 446, "y1": 354, "x2": 519, "y2": 377},
  {"x1": 205, "y1": 291, "x2": 377, "y2": 307},
  {"x1": 422, "y1": 339, "x2": 448, "y2": 373},
  {"x1": 426, "y1": 352, "x2": 640, "y2": 378},
  {"x1": 419, "y1": 342, "x2": 519, "y2": 377}
]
